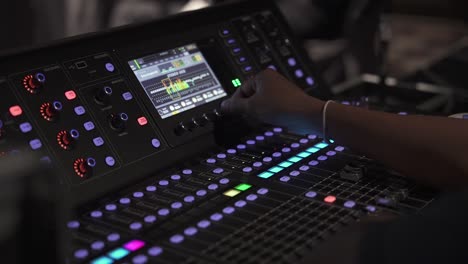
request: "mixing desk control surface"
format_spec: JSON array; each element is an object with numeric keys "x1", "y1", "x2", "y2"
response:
[{"x1": 0, "y1": 1, "x2": 436, "y2": 263}]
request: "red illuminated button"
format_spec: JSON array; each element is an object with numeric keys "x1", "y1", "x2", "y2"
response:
[
  {"x1": 9, "y1": 105, "x2": 23, "y2": 117},
  {"x1": 137, "y1": 116, "x2": 148, "y2": 126},
  {"x1": 65, "y1": 90, "x2": 77, "y2": 100},
  {"x1": 324, "y1": 195, "x2": 336, "y2": 203}
]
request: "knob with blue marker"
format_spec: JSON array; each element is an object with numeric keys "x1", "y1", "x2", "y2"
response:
[
  {"x1": 40, "y1": 101, "x2": 63, "y2": 122},
  {"x1": 22, "y1": 72, "x2": 46, "y2": 94},
  {"x1": 109, "y1": 112, "x2": 128, "y2": 132},
  {"x1": 95, "y1": 86, "x2": 113, "y2": 105}
]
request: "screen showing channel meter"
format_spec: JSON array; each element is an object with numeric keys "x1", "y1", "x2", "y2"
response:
[{"x1": 128, "y1": 43, "x2": 227, "y2": 119}]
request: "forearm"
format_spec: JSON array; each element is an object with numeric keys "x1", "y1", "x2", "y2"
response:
[{"x1": 322, "y1": 102, "x2": 468, "y2": 190}]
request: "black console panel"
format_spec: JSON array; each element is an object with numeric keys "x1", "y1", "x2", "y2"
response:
[{"x1": 0, "y1": 1, "x2": 436, "y2": 263}]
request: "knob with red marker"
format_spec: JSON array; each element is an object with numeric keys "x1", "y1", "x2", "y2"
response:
[
  {"x1": 22, "y1": 73, "x2": 46, "y2": 94},
  {"x1": 40, "y1": 101, "x2": 62, "y2": 122},
  {"x1": 73, "y1": 157, "x2": 95, "y2": 178},
  {"x1": 57, "y1": 129, "x2": 79, "y2": 150}
]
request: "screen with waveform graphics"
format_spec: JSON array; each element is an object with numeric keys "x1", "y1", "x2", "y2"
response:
[{"x1": 128, "y1": 43, "x2": 227, "y2": 119}]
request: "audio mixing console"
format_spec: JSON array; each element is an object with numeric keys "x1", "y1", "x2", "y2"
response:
[{"x1": 0, "y1": 1, "x2": 437, "y2": 263}]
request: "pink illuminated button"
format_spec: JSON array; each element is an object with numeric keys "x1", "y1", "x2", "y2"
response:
[
  {"x1": 65, "y1": 90, "x2": 77, "y2": 100},
  {"x1": 137, "y1": 116, "x2": 148, "y2": 126},
  {"x1": 324, "y1": 195, "x2": 336, "y2": 204},
  {"x1": 9, "y1": 105, "x2": 23, "y2": 117},
  {"x1": 123, "y1": 240, "x2": 145, "y2": 251}
]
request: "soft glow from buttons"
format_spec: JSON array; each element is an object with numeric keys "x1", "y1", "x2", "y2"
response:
[
  {"x1": 268, "y1": 166, "x2": 284, "y2": 173},
  {"x1": 324, "y1": 195, "x2": 336, "y2": 203},
  {"x1": 278, "y1": 161, "x2": 293, "y2": 168},
  {"x1": 315, "y1": 142, "x2": 329, "y2": 149},
  {"x1": 108, "y1": 248, "x2": 129, "y2": 260},
  {"x1": 234, "y1": 183, "x2": 252, "y2": 191},
  {"x1": 288, "y1": 156, "x2": 303, "y2": 163},
  {"x1": 297, "y1": 151, "x2": 311, "y2": 158},
  {"x1": 306, "y1": 147, "x2": 320, "y2": 153},
  {"x1": 9, "y1": 105, "x2": 23, "y2": 117},
  {"x1": 223, "y1": 189, "x2": 241, "y2": 197},
  {"x1": 137, "y1": 116, "x2": 148, "y2": 126},
  {"x1": 91, "y1": 256, "x2": 113, "y2": 264},
  {"x1": 65, "y1": 90, "x2": 77, "y2": 100},
  {"x1": 123, "y1": 240, "x2": 145, "y2": 251},
  {"x1": 258, "y1": 171, "x2": 274, "y2": 179}
]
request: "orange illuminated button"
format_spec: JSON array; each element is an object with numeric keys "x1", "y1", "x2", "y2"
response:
[
  {"x1": 65, "y1": 90, "x2": 77, "y2": 100},
  {"x1": 137, "y1": 116, "x2": 148, "y2": 126},
  {"x1": 324, "y1": 195, "x2": 336, "y2": 203},
  {"x1": 9, "y1": 105, "x2": 23, "y2": 117}
]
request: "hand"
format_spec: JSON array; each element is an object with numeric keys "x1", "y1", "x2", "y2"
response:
[{"x1": 221, "y1": 69, "x2": 325, "y2": 134}]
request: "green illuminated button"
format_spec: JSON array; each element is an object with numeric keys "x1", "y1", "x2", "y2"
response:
[
  {"x1": 288, "y1": 156, "x2": 303, "y2": 163},
  {"x1": 315, "y1": 142, "x2": 328, "y2": 149},
  {"x1": 278, "y1": 161, "x2": 293, "y2": 168},
  {"x1": 258, "y1": 171, "x2": 274, "y2": 178},
  {"x1": 306, "y1": 147, "x2": 320, "y2": 153},
  {"x1": 269, "y1": 166, "x2": 284, "y2": 173},
  {"x1": 235, "y1": 183, "x2": 252, "y2": 191},
  {"x1": 231, "y1": 78, "x2": 242, "y2": 87},
  {"x1": 224, "y1": 189, "x2": 241, "y2": 197},
  {"x1": 297, "y1": 152, "x2": 311, "y2": 158},
  {"x1": 329, "y1": 139, "x2": 335, "y2": 143},
  {"x1": 108, "y1": 248, "x2": 129, "y2": 260}
]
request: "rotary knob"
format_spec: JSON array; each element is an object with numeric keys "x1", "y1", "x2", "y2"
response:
[
  {"x1": 94, "y1": 86, "x2": 113, "y2": 105},
  {"x1": 57, "y1": 129, "x2": 79, "y2": 150},
  {"x1": 22, "y1": 73, "x2": 46, "y2": 94},
  {"x1": 108, "y1": 113, "x2": 128, "y2": 132},
  {"x1": 40, "y1": 101, "x2": 62, "y2": 122},
  {"x1": 73, "y1": 157, "x2": 95, "y2": 178}
]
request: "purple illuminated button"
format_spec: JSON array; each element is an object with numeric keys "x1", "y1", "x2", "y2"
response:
[
  {"x1": 290, "y1": 170, "x2": 300, "y2": 177},
  {"x1": 232, "y1": 47, "x2": 241, "y2": 54},
  {"x1": 213, "y1": 168, "x2": 224, "y2": 174},
  {"x1": 237, "y1": 144, "x2": 246, "y2": 150},
  {"x1": 238, "y1": 56, "x2": 247, "y2": 63},
  {"x1": 84, "y1": 121, "x2": 95, "y2": 131},
  {"x1": 170, "y1": 234, "x2": 184, "y2": 244},
  {"x1": 227, "y1": 38, "x2": 236, "y2": 45},
  {"x1": 171, "y1": 202, "x2": 182, "y2": 209},
  {"x1": 299, "y1": 165, "x2": 310, "y2": 171},
  {"x1": 133, "y1": 192, "x2": 144, "y2": 198},
  {"x1": 208, "y1": 184, "x2": 219, "y2": 190},
  {"x1": 107, "y1": 233, "x2": 120, "y2": 242},
  {"x1": 118, "y1": 197, "x2": 130, "y2": 205},
  {"x1": 221, "y1": 29, "x2": 230, "y2": 35},
  {"x1": 335, "y1": 146, "x2": 345, "y2": 152},
  {"x1": 263, "y1": 157, "x2": 272, "y2": 163},
  {"x1": 272, "y1": 152, "x2": 282, "y2": 158},
  {"x1": 171, "y1": 174, "x2": 181, "y2": 181},
  {"x1": 291, "y1": 143, "x2": 300, "y2": 148},
  {"x1": 280, "y1": 176, "x2": 290, "y2": 182},
  {"x1": 246, "y1": 140, "x2": 256, "y2": 145},
  {"x1": 295, "y1": 69, "x2": 304, "y2": 78},
  {"x1": 132, "y1": 255, "x2": 148, "y2": 264},
  {"x1": 130, "y1": 222, "x2": 142, "y2": 231},
  {"x1": 344, "y1": 201, "x2": 356, "y2": 208},
  {"x1": 29, "y1": 139, "x2": 42, "y2": 150},
  {"x1": 326, "y1": 151, "x2": 336, "y2": 156},
  {"x1": 146, "y1": 185, "x2": 156, "y2": 192},
  {"x1": 122, "y1": 92, "x2": 133, "y2": 101},
  {"x1": 210, "y1": 213, "x2": 223, "y2": 221},
  {"x1": 217, "y1": 153, "x2": 227, "y2": 159},
  {"x1": 19, "y1": 122, "x2": 32, "y2": 133},
  {"x1": 227, "y1": 149, "x2": 237, "y2": 154},
  {"x1": 318, "y1": 155, "x2": 328, "y2": 161},
  {"x1": 223, "y1": 206, "x2": 235, "y2": 214},
  {"x1": 105, "y1": 156, "x2": 115, "y2": 167},
  {"x1": 93, "y1": 137, "x2": 104, "y2": 147},
  {"x1": 273, "y1": 127, "x2": 283, "y2": 133},
  {"x1": 74, "y1": 249, "x2": 88, "y2": 259},
  {"x1": 184, "y1": 196, "x2": 195, "y2": 203},
  {"x1": 206, "y1": 158, "x2": 216, "y2": 164},
  {"x1": 159, "y1": 180, "x2": 169, "y2": 186},
  {"x1": 105, "y1": 204, "x2": 117, "y2": 211},
  {"x1": 235, "y1": 200, "x2": 247, "y2": 208},
  {"x1": 287, "y1": 57, "x2": 297, "y2": 66},
  {"x1": 144, "y1": 215, "x2": 157, "y2": 224},
  {"x1": 308, "y1": 134, "x2": 317, "y2": 140},
  {"x1": 281, "y1": 147, "x2": 291, "y2": 153},
  {"x1": 148, "y1": 246, "x2": 163, "y2": 257},
  {"x1": 300, "y1": 138, "x2": 309, "y2": 144},
  {"x1": 158, "y1": 208, "x2": 170, "y2": 216},
  {"x1": 184, "y1": 227, "x2": 198, "y2": 236},
  {"x1": 105, "y1": 63, "x2": 115, "y2": 72},
  {"x1": 366, "y1": 205, "x2": 376, "y2": 212},
  {"x1": 152, "y1": 139, "x2": 161, "y2": 148},
  {"x1": 243, "y1": 65, "x2": 253, "y2": 72},
  {"x1": 257, "y1": 188, "x2": 269, "y2": 195},
  {"x1": 342, "y1": 101, "x2": 350, "y2": 105},
  {"x1": 67, "y1": 220, "x2": 80, "y2": 229},
  {"x1": 243, "y1": 167, "x2": 253, "y2": 173},
  {"x1": 264, "y1": 131, "x2": 274, "y2": 137},
  {"x1": 219, "y1": 178, "x2": 229, "y2": 185},
  {"x1": 256, "y1": 135, "x2": 265, "y2": 141},
  {"x1": 182, "y1": 169, "x2": 192, "y2": 175},
  {"x1": 196, "y1": 190, "x2": 207, "y2": 197},
  {"x1": 308, "y1": 160, "x2": 319, "y2": 166},
  {"x1": 246, "y1": 194, "x2": 258, "y2": 201},
  {"x1": 74, "y1": 106, "x2": 85, "y2": 116},
  {"x1": 305, "y1": 191, "x2": 317, "y2": 198},
  {"x1": 91, "y1": 241, "x2": 105, "y2": 251},
  {"x1": 306, "y1": 76, "x2": 314, "y2": 86},
  {"x1": 253, "y1": 162, "x2": 262, "y2": 168},
  {"x1": 90, "y1": 210, "x2": 103, "y2": 218},
  {"x1": 197, "y1": 220, "x2": 211, "y2": 229}
]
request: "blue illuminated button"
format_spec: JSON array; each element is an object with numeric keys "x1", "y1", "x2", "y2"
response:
[
  {"x1": 19, "y1": 122, "x2": 32, "y2": 133},
  {"x1": 119, "y1": 198, "x2": 131, "y2": 205},
  {"x1": 146, "y1": 186, "x2": 156, "y2": 192},
  {"x1": 105, "y1": 156, "x2": 115, "y2": 167},
  {"x1": 273, "y1": 127, "x2": 283, "y2": 133},
  {"x1": 208, "y1": 183, "x2": 218, "y2": 190},
  {"x1": 305, "y1": 191, "x2": 317, "y2": 198},
  {"x1": 184, "y1": 227, "x2": 198, "y2": 236},
  {"x1": 67, "y1": 220, "x2": 80, "y2": 229},
  {"x1": 171, "y1": 174, "x2": 181, "y2": 180},
  {"x1": 40, "y1": 156, "x2": 52, "y2": 164},
  {"x1": 366, "y1": 205, "x2": 376, "y2": 212},
  {"x1": 212, "y1": 168, "x2": 224, "y2": 174},
  {"x1": 309, "y1": 160, "x2": 319, "y2": 166},
  {"x1": 91, "y1": 241, "x2": 105, "y2": 251},
  {"x1": 108, "y1": 248, "x2": 129, "y2": 260},
  {"x1": 107, "y1": 233, "x2": 120, "y2": 242},
  {"x1": 237, "y1": 144, "x2": 246, "y2": 150},
  {"x1": 184, "y1": 196, "x2": 195, "y2": 203},
  {"x1": 91, "y1": 210, "x2": 103, "y2": 218},
  {"x1": 151, "y1": 139, "x2": 161, "y2": 148},
  {"x1": 295, "y1": 69, "x2": 304, "y2": 78},
  {"x1": 105, "y1": 204, "x2": 117, "y2": 211},
  {"x1": 289, "y1": 170, "x2": 300, "y2": 177},
  {"x1": 287, "y1": 57, "x2": 297, "y2": 67},
  {"x1": 300, "y1": 138, "x2": 309, "y2": 144},
  {"x1": 344, "y1": 201, "x2": 356, "y2": 208},
  {"x1": 210, "y1": 213, "x2": 223, "y2": 221},
  {"x1": 74, "y1": 249, "x2": 87, "y2": 260},
  {"x1": 257, "y1": 188, "x2": 269, "y2": 195},
  {"x1": 122, "y1": 92, "x2": 133, "y2": 101},
  {"x1": 315, "y1": 142, "x2": 328, "y2": 149},
  {"x1": 269, "y1": 166, "x2": 284, "y2": 173},
  {"x1": 237, "y1": 56, "x2": 247, "y2": 64},
  {"x1": 74, "y1": 106, "x2": 86, "y2": 116},
  {"x1": 148, "y1": 246, "x2": 163, "y2": 257},
  {"x1": 105, "y1": 63, "x2": 115, "y2": 72},
  {"x1": 196, "y1": 190, "x2": 207, "y2": 197},
  {"x1": 144, "y1": 215, "x2": 157, "y2": 224},
  {"x1": 243, "y1": 167, "x2": 252, "y2": 173},
  {"x1": 291, "y1": 143, "x2": 300, "y2": 148},
  {"x1": 227, "y1": 149, "x2": 236, "y2": 154},
  {"x1": 308, "y1": 134, "x2": 317, "y2": 140},
  {"x1": 258, "y1": 171, "x2": 274, "y2": 178},
  {"x1": 29, "y1": 139, "x2": 42, "y2": 150},
  {"x1": 278, "y1": 161, "x2": 293, "y2": 168},
  {"x1": 299, "y1": 165, "x2": 310, "y2": 171},
  {"x1": 253, "y1": 162, "x2": 262, "y2": 168},
  {"x1": 129, "y1": 222, "x2": 142, "y2": 231},
  {"x1": 223, "y1": 206, "x2": 235, "y2": 214},
  {"x1": 246, "y1": 194, "x2": 258, "y2": 201},
  {"x1": 197, "y1": 220, "x2": 211, "y2": 229},
  {"x1": 132, "y1": 255, "x2": 148, "y2": 264},
  {"x1": 306, "y1": 76, "x2": 314, "y2": 86},
  {"x1": 206, "y1": 158, "x2": 216, "y2": 164},
  {"x1": 93, "y1": 137, "x2": 104, "y2": 147},
  {"x1": 272, "y1": 152, "x2": 281, "y2": 158},
  {"x1": 91, "y1": 256, "x2": 113, "y2": 264},
  {"x1": 182, "y1": 169, "x2": 192, "y2": 175},
  {"x1": 159, "y1": 180, "x2": 169, "y2": 186},
  {"x1": 227, "y1": 38, "x2": 236, "y2": 45},
  {"x1": 171, "y1": 202, "x2": 182, "y2": 209},
  {"x1": 288, "y1": 156, "x2": 302, "y2": 163},
  {"x1": 318, "y1": 155, "x2": 328, "y2": 161},
  {"x1": 335, "y1": 146, "x2": 345, "y2": 152},
  {"x1": 297, "y1": 152, "x2": 311, "y2": 158},
  {"x1": 158, "y1": 208, "x2": 170, "y2": 216},
  {"x1": 219, "y1": 178, "x2": 230, "y2": 185},
  {"x1": 235, "y1": 200, "x2": 247, "y2": 208},
  {"x1": 232, "y1": 47, "x2": 241, "y2": 54},
  {"x1": 264, "y1": 131, "x2": 274, "y2": 137},
  {"x1": 256, "y1": 135, "x2": 265, "y2": 141},
  {"x1": 263, "y1": 157, "x2": 272, "y2": 163},
  {"x1": 246, "y1": 139, "x2": 256, "y2": 145},
  {"x1": 326, "y1": 151, "x2": 336, "y2": 156},
  {"x1": 133, "y1": 192, "x2": 144, "y2": 198},
  {"x1": 217, "y1": 153, "x2": 226, "y2": 159},
  {"x1": 84, "y1": 121, "x2": 95, "y2": 131},
  {"x1": 221, "y1": 29, "x2": 230, "y2": 36},
  {"x1": 280, "y1": 176, "x2": 290, "y2": 182},
  {"x1": 306, "y1": 147, "x2": 320, "y2": 153},
  {"x1": 281, "y1": 147, "x2": 291, "y2": 153}
]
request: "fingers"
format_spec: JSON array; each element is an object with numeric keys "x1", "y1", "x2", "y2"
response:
[{"x1": 221, "y1": 96, "x2": 248, "y2": 114}]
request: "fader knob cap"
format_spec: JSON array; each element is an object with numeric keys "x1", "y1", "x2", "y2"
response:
[
  {"x1": 108, "y1": 113, "x2": 128, "y2": 132},
  {"x1": 94, "y1": 86, "x2": 113, "y2": 105}
]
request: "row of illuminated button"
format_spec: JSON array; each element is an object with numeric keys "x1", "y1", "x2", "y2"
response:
[
  {"x1": 89, "y1": 239, "x2": 163, "y2": 264},
  {"x1": 219, "y1": 27, "x2": 254, "y2": 75},
  {"x1": 303, "y1": 190, "x2": 377, "y2": 213}
]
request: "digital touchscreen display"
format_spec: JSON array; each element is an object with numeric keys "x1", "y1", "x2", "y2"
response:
[{"x1": 128, "y1": 43, "x2": 227, "y2": 119}]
